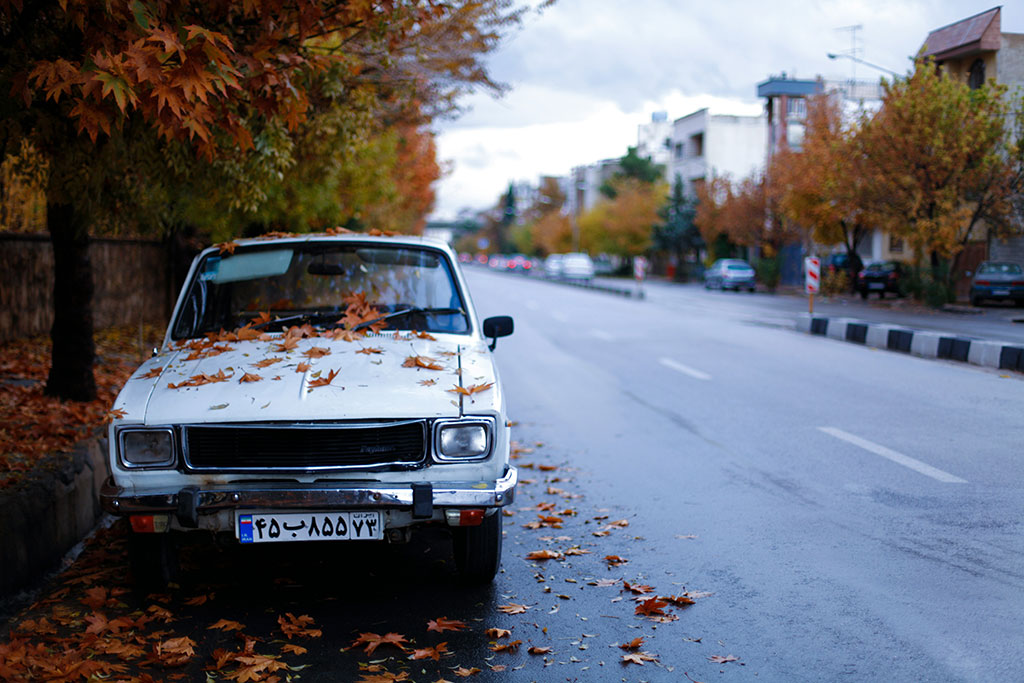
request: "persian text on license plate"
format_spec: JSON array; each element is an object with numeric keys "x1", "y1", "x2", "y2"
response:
[
  {"x1": 869, "y1": 282, "x2": 884, "y2": 289},
  {"x1": 237, "y1": 511, "x2": 383, "y2": 543},
  {"x1": 993, "y1": 289, "x2": 1010, "y2": 296}
]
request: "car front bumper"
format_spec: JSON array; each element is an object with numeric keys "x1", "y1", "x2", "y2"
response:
[{"x1": 101, "y1": 467, "x2": 518, "y2": 526}]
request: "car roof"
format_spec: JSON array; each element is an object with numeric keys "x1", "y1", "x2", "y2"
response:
[{"x1": 198, "y1": 232, "x2": 453, "y2": 259}]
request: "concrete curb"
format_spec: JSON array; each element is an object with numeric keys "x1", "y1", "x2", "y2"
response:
[
  {"x1": 537, "y1": 276, "x2": 643, "y2": 299},
  {"x1": 796, "y1": 314, "x2": 1024, "y2": 373},
  {"x1": 0, "y1": 429, "x2": 109, "y2": 597}
]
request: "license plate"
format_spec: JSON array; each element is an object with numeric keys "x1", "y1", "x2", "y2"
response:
[
  {"x1": 993, "y1": 289, "x2": 1010, "y2": 296},
  {"x1": 868, "y1": 282, "x2": 884, "y2": 289},
  {"x1": 237, "y1": 511, "x2": 383, "y2": 543}
]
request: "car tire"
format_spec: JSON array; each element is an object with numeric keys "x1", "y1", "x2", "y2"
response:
[
  {"x1": 971, "y1": 295, "x2": 982, "y2": 307},
  {"x1": 452, "y1": 511, "x2": 502, "y2": 584},
  {"x1": 748, "y1": 287, "x2": 755, "y2": 293},
  {"x1": 860, "y1": 289, "x2": 868, "y2": 300},
  {"x1": 129, "y1": 533, "x2": 179, "y2": 590}
]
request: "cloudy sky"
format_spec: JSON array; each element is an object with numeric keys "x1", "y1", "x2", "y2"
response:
[{"x1": 430, "y1": 0, "x2": 1017, "y2": 220}]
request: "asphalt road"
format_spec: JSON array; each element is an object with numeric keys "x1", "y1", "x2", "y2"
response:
[
  {"x1": 469, "y1": 268, "x2": 1024, "y2": 681},
  {"x1": 4, "y1": 270, "x2": 1022, "y2": 682}
]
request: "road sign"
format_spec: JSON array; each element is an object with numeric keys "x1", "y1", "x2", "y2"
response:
[{"x1": 805, "y1": 257, "x2": 820, "y2": 294}]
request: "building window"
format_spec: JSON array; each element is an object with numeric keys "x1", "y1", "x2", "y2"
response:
[
  {"x1": 787, "y1": 97, "x2": 806, "y2": 119},
  {"x1": 689, "y1": 133, "x2": 704, "y2": 158},
  {"x1": 674, "y1": 143, "x2": 683, "y2": 159},
  {"x1": 968, "y1": 59, "x2": 985, "y2": 90},
  {"x1": 889, "y1": 235, "x2": 904, "y2": 254}
]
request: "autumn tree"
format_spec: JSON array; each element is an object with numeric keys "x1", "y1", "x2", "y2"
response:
[
  {"x1": 859, "y1": 58, "x2": 1024, "y2": 295},
  {"x1": 0, "y1": 0, "x2": 532, "y2": 400},
  {"x1": 771, "y1": 95, "x2": 873, "y2": 287},
  {"x1": 578, "y1": 177, "x2": 664, "y2": 257},
  {"x1": 513, "y1": 176, "x2": 567, "y2": 255},
  {"x1": 694, "y1": 176, "x2": 730, "y2": 258}
]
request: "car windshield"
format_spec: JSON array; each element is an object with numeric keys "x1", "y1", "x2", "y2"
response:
[
  {"x1": 727, "y1": 264, "x2": 752, "y2": 271},
  {"x1": 171, "y1": 242, "x2": 469, "y2": 340},
  {"x1": 978, "y1": 263, "x2": 1022, "y2": 275},
  {"x1": 867, "y1": 262, "x2": 896, "y2": 272}
]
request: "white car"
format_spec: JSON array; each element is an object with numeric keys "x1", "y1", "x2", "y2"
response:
[
  {"x1": 102, "y1": 233, "x2": 516, "y2": 585},
  {"x1": 544, "y1": 253, "x2": 564, "y2": 279},
  {"x1": 561, "y1": 252, "x2": 595, "y2": 281}
]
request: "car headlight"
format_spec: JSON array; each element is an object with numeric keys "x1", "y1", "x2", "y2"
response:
[
  {"x1": 119, "y1": 428, "x2": 176, "y2": 468},
  {"x1": 434, "y1": 419, "x2": 492, "y2": 461}
]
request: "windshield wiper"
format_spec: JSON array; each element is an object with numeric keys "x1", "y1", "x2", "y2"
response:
[
  {"x1": 352, "y1": 307, "x2": 464, "y2": 332},
  {"x1": 252, "y1": 312, "x2": 340, "y2": 330}
]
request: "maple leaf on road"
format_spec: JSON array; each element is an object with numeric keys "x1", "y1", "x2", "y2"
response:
[
  {"x1": 453, "y1": 666, "x2": 481, "y2": 677},
  {"x1": 527, "y1": 645, "x2": 552, "y2": 655},
  {"x1": 278, "y1": 613, "x2": 321, "y2": 639},
  {"x1": 485, "y1": 627, "x2": 512, "y2": 639},
  {"x1": 619, "y1": 637, "x2": 645, "y2": 650},
  {"x1": 708, "y1": 654, "x2": 740, "y2": 664},
  {"x1": 302, "y1": 346, "x2": 331, "y2": 359},
  {"x1": 207, "y1": 619, "x2": 245, "y2": 631},
  {"x1": 426, "y1": 617, "x2": 466, "y2": 633},
  {"x1": 525, "y1": 549, "x2": 563, "y2": 561},
  {"x1": 489, "y1": 639, "x2": 522, "y2": 653},
  {"x1": 635, "y1": 597, "x2": 669, "y2": 617},
  {"x1": 408, "y1": 642, "x2": 448, "y2": 661},
  {"x1": 356, "y1": 347, "x2": 384, "y2": 355},
  {"x1": 352, "y1": 632, "x2": 409, "y2": 655},
  {"x1": 604, "y1": 555, "x2": 628, "y2": 567},
  {"x1": 621, "y1": 651, "x2": 659, "y2": 665},
  {"x1": 239, "y1": 372, "x2": 262, "y2": 383},
  {"x1": 497, "y1": 603, "x2": 530, "y2": 615}
]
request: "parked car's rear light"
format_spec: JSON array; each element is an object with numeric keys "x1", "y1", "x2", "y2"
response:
[
  {"x1": 858, "y1": 270, "x2": 866, "y2": 278},
  {"x1": 445, "y1": 509, "x2": 485, "y2": 526},
  {"x1": 975, "y1": 280, "x2": 991, "y2": 286},
  {"x1": 130, "y1": 514, "x2": 169, "y2": 533},
  {"x1": 888, "y1": 272, "x2": 899, "y2": 280},
  {"x1": 1012, "y1": 281, "x2": 1024, "y2": 287}
]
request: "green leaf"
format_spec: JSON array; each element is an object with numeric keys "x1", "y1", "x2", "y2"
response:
[{"x1": 130, "y1": 0, "x2": 151, "y2": 29}]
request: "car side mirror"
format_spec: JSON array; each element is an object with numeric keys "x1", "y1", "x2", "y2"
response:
[{"x1": 482, "y1": 316, "x2": 514, "y2": 351}]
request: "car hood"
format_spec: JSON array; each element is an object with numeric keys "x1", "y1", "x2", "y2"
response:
[{"x1": 112, "y1": 333, "x2": 499, "y2": 425}]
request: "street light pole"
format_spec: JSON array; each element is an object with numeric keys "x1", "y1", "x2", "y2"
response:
[{"x1": 827, "y1": 52, "x2": 899, "y2": 77}]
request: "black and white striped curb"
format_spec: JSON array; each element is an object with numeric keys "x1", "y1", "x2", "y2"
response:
[{"x1": 796, "y1": 314, "x2": 1024, "y2": 373}]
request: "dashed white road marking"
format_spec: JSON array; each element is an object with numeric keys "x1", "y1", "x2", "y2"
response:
[
  {"x1": 658, "y1": 357, "x2": 712, "y2": 381},
  {"x1": 818, "y1": 427, "x2": 968, "y2": 484},
  {"x1": 590, "y1": 329, "x2": 614, "y2": 341},
  {"x1": 550, "y1": 311, "x2": 568, "y2": 323}
]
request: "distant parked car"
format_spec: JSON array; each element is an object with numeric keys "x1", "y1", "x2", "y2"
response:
[
  {"x1": 544, "y1": 254, "x2": 564, "y2": 279},
  {"x1": 970, "y1": 261, "x2": 1024, "y2": 306},
  {"x1": 560, "y1": 253, "x2": 595, "y2": 281},
  {"x1": 825, "y1": 251, "x2": 863, "y2": 276},
  {"x1": 856, "y1": 261, "x2": 904, "y2": 299},
  {"x1": 488, "y1": 254, "x2": 506, "y2": 269},
  {"x1": 506, "y1": 254, "x2": 533, "y2": 273},
  {"x1": 704, "y1": 259, "x2": 756, "y2": 292}
]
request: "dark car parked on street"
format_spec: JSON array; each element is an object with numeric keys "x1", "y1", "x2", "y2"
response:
[
  {"x1": 970, "y1": 261, "x2": 1024, "y2": 306},
  {"x1": 857, "y1": 261, "x2": 904, "y2": 299}
]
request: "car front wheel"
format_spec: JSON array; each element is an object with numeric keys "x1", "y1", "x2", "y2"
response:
[{"x1": 452, "y1": 511, "x2": 502, "y2": 584}]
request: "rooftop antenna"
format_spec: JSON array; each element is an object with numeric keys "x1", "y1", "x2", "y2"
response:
[{"x1": 835, "y1": 23, "x2": 863, "y2": 95}]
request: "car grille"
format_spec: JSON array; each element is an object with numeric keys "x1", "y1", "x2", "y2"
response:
[{"x1": 182, "y1": 421, "x2": 427, "y2": 471}]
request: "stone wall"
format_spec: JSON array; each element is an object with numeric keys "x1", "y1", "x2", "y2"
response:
[{"x1": 0, "y1": 233, "x2": 173, "y2": 343}]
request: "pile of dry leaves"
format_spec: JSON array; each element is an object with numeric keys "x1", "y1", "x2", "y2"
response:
[{"x1": 0, "y1": 325, "x2": 161, "y2": 488}]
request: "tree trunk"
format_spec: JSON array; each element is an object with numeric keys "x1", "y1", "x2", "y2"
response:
[{"x1": 45, "y1": 202, "x2": 97, "y2": 402}]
